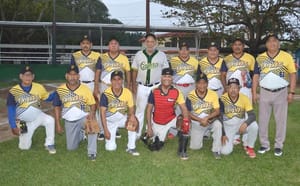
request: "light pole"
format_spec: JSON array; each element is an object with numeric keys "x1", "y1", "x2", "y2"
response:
[
  {"x1": 146, "y1": 0, "x2": 150, "y2": 34},
  {"x1": 52, "y1": 0, "x2": 56, "y2": 64}
]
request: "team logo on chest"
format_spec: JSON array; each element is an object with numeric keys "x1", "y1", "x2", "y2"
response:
[{"x1": 140, "y1": 62, "x2": 159, "y2": 70}]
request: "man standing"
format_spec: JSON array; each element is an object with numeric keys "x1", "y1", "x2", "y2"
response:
[
  {"x1": 7, "y1": 66, "x2": 56, "y2": 154},
  {"x1": 71, "y1": 35, "x2": 102, "y2": 97},
  {"x1": 100, "y1": 71, "x2": 139, "y2": 156},
  {"x1": 221, "y1": 38, "x2": 255, "y2": 145},
  {"x1": 170, "y1": 42, "x2": 199, "y2": 96},
  {"x1": 98, "y1": 37, "x2": 131, "y2": 140},
  {"x1": 199, "y1": 42, "x2": 224, "y2": 97},
  {"x1": 220, "y1": 78, "x2": 258, "y2": 158},
  {"x1": 53, "y1": 65, "x2": 97, "y2": 161},
  {"x1": 169, "y1": 42, "x2": 199, "y2": 138},
  {"x1": 146, "y1": 68, "x2": 190, "y2": 160},
  {"x1": 132, "y1": 33, "x2": 169, "y2": 138},
  {"x1": 186, "y1": 73, "x2": 223, "y2": 159},
  {"x1": 253, "y1": 33, "x2": 296, "y2": 156}
]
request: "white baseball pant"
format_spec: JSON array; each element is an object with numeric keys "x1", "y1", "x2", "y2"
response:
[
  {"x1": 105, "y1": 112, "x2": 137, "y2": 151},
  {"x1": 152, "y1": 117, "x2": 177, "y2": 142},
  {"x1": 135, "y1": 83, "x2": 160, "y2": 138},
  {"x1": 221, "y1": 117, "x2": 258, "y2": 155},
  {"x1": 18, "y1": 112, "x2": 55, "y2": 150},
  {"x1": 190, "y1": 119, "x2": 222, "y2": 153}
]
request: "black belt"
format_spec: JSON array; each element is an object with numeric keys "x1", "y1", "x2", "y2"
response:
[
  {"x1": 81, "y1": 80, "x2": 94, "y2": 83},
  {"x1": 138, "y1": 82, "x2": 160, "y2": 87},
  {"x1": 262, "y1": 87, "x2": 286, "y2": 92}
]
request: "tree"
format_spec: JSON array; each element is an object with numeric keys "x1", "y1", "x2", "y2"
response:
[{"x1": 154, "y1": 0, "x2": 300, "y2": 53}]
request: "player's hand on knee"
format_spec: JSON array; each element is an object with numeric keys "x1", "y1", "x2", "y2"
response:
[
  {"x1": 200, "y1": 117, "x2": 209, "y2": 127},
  {"x1": 239, "y1": 123, "x2": 247, "y2": 134},
  {"x1": 11, "y1": 128, "x2": 20, "y2": 136},
  {"x1": 221, "y1": 135, "x2": 228, "y2": 146},
  {"x1": 287, "y1": 93, "x2": 294, "y2": 103}
]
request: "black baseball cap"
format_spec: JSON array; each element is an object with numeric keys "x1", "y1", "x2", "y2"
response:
[
  {"x1": 108, "y1": 36, "x2": 119, "y2": 43},
  {"x1": 232, "y1": 37, "x2": 245, "y2": 44},
  {"x1": 66, "y1": 65, "x2": 79, "y2": 74},
  {"x1": 111, "y1": 71, "x2": 123, "y2": 79},
  {"x1": 179, "y1": 42, "x2": 189, "y2": 50},
  {"x1": 81, "y1": 35, "x2": 91, "y2": 42},
  {"x1": 265, "y1": 33, "x2": 279, "y2": 42},
  {"x1": 20, "y1": 65, "x2": 34, "y2": 74},
  {"x1": 227, "y1": 78, "x2": 240, "y2": 86},
  {"x1": 208, "y1": 42, "x2": 219, "y2": 50},
  {"x1": 162, "y1": 68, "x2": 173, "y2": 76},
  {"x1": 196, "y1": 73, "x2": 208, "y2": 82}
]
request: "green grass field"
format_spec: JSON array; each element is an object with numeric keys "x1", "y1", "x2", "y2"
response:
[{"x1": 0, "y1": 102, "x2": 300, "y2": 186}]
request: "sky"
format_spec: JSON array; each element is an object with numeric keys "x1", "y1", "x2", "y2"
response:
[{"x1": 101, "y1": 0, "x2": 179, "y2": 26}]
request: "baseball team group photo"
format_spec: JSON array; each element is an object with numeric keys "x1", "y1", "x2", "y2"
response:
[{"x1": 0, "y1": 0, "x2": 299, "y2": 185}]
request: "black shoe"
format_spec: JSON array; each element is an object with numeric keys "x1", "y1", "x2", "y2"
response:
[
  {"x1": 274, "y1": 148, "x2": 283, "y2": 156},
  {"x1": 116, "y1": 131, "x2": 121, "y2": 139},
  {"x1": 179, "y1": 152, "x2": 189, "y2": 160},
  {"x1": 258, "y1": 146, "x2": 270, "y2": 154},
  {"x1": 98, "y1": 133, "x2": 104, "y2": 141},
  {"x1": 88, "y1": 154, "x2": 96, "y2": 161}
]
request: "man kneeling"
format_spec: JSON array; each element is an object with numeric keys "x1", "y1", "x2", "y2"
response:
[
  {"x1": 220, "y1": 78, "x2": 258, "y2": 158},
  {"x1": 186, "y1": 73, "x2": 223, "y2": 159},
  {"x1": 146, "y1": 68, "x2": 190, "y2": 160}
]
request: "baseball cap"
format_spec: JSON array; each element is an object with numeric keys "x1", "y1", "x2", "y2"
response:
[
  {"x1": 232, "y1": 37, "x2": 245, "y2": 44},
  {"x1": 20, "y1": 65, "x2": 33, "y2": 74},
  {"x1": 111, "y1": 70, "x2": 123, "y2": 79},
  {"x1": 208, "y1": 42, "x2": 219, "y2": 50},
  {"x1": 179, "y1": 42, "x2": 189, "y2": 50},
  {"x1": 81, "y1": 35, "x2": 91, "y2": 42},
  {"x1": 265, "y1": 33, "x2": 279, "y2": 41},
  {"x1": 66, "y1": 65, "x2": 79, "y2": 74},
  {"x1": 161, "y1": 68, "x2": 173, "y2": 76},
  {"x1": 196, "y1": 73, "x2": 208, "y2": 82},
  {"x1": 227, "y1": 78, "x2": 240, "y2": 86}
]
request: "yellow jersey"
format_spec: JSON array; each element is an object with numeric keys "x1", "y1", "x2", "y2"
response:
[
  {"x1": 221, "y1": 93, "x2": 252, "y2": 120},
  {"x1": 100, "y1": 87, "x2": 134, "y2": 117},
  {"x1": 170, "y1": 56, "x2": 199, "y2": 84},
  {"x1": 100, "y1": 52, "x2": 130, "y2": 84}
]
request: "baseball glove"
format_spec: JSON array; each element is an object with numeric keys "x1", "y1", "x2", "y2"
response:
[
  {"x1": 85, "y1": 119, "x2": 100, "y2": 134},
  {"x1": 125, "y1": 116, "x2": 139, "y2": 132}
]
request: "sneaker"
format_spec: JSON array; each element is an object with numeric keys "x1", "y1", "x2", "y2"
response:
[
  {"x1": 274, "y1": 148, "x2": 283, "y2": 157},
  {"x1": 126, "y1": 148, "x2": 140, "y2": 156},
  {"x1": 258, "y1": 146, "x2": 270, "y2": 154},
  {"x1": 98, "y1": 133, "x2": 104, "y2": 141},
  {"x1": 46, "y1": 145, "x2": 56, "y2": 154},
  {"x1": 203, "y1": 135, "x2": 210, "y2": 140},
  {"x1": 116, "y1": 131, "x2": 121, "y2": 139},
  {"x1": 213, "y1": 152, "x2": 221, "y2": 160},
  {"x1": 233, "y1": 138, "x2": 241, "y2": 145},
  {"x1": 246, "y1": 147, "x2": 256, "y2": 158},
  {"x1": 168, "y1": 133, "x2": 175, "y2": 139},
  {"x1": 88, "y1": 154, "x2": 96, "y2": 161},
  {"x1": 179, "y1": 152, "x2": 189, "y2": 160}
]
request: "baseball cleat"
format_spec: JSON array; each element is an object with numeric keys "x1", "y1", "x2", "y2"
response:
[
  {"x1": 46, "y1": 145, "x2": 56, "y2": 154},
  {"x1": 88, "y1": 154, "x2": 96, "y2": 161},
  {"x1": 258, "y1": 146, "x2": 270, "y2": 154},
  {"x1": 126, "y1": 148, "x2": 140, "y2": 156},
  {"x1": 116, "y1": 131, "x2": 122, "y2": 139},
  {"x1": 213, "y1": 152, "x2": 221, "y2": 160},
  {"x1": 274, "y1": 148, "x2": 283, "y2": 157},
  {"x1": 233, "y1": 138, "x2": 241, "y2": 145},
  {"x1": 246, "y1": 147, "x2": 256, "y2": 158},
  {"x1": 98, "y1": 133, "x2": 104, "y2": 141},
  {"x1": 179, "y1": 152, "x2": 189, "y2": 160},
  {"x1": 167, "y1": 133, "x2": 175, "y2": 139}
]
